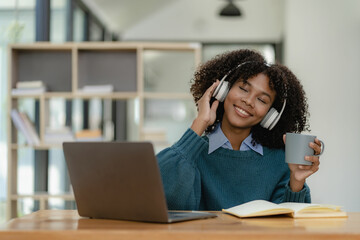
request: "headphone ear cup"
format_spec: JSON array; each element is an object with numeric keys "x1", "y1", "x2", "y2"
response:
[
  {"x1": 213, "y1": 81, "x2": 229, "y2": 102},
  {"x1": 260, "y1": 108, "x2": 279, "y2": 129}
]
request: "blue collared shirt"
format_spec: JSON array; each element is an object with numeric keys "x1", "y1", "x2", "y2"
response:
[{"x1": 207, "y1": 124, "x2": 263, "y2": 155}]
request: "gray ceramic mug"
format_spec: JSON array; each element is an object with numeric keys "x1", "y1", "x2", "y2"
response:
[{"x1": 285, "y1": 133, "x2": 325, "y2": 165}]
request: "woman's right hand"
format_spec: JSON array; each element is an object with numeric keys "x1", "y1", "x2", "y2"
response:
[{"x1": 191, "y1": 80, "x2": 220, "y2": 136}]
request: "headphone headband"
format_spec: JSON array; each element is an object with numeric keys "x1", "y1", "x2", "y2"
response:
[{"x1": 222, "y1": 61, "x2": 269, "y2": 81}]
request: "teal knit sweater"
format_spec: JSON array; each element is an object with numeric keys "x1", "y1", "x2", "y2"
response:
[{"x1": 157, "y1": 128, "x2": 311, "y2": 211}]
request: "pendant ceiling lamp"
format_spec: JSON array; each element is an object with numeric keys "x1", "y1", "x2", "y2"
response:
[{"x1": 219, "y1": 0, "x2": 242, "y2": 17}]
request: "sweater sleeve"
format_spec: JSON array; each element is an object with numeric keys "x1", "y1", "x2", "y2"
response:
[
  {"x1": 283, "y1": 182, "x2": 311, "y2": 203},
  {"x1": 270, "y1": 170, "x2": 311, "y2": 203},
  {"x1": 156, "y1": 128, "x2": 208, "y2": 210}
]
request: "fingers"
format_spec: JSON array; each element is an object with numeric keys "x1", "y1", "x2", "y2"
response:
[
  {"x1": 303, "y1": 138, "x2": 322, "y2": 169},
  {"x1": 289, "y1": 155, "x2": 320, "y2": 171},
  {"x1": 210, "y1": 99, "x2": 219, "y2": 112},
  {"x1": 292, "y1": 162, "x2": 319, "y2": 181},
  {"x1": 204, "y1": 80, "x2": 220, "y2": 98},
  {"x1": 298, "y1": 165, "x2": 312, "y2": 170},
  {"x1": 196, "y1": 80, "x2": 221, "y2": 127},
  {"x1": 314, "y1": 138, "x2": 322, "y2": 146},
  {"x1": 198, "y1": 80, "x2": 220, "y2": 107},
  {"x1": 309, "y1": 140, "x2": 322, "y2": 155},
  {"x1": 283, "y1": 134, "x2": 286, "y2": 144},
  {"x1": 299, "y1": 155, "x2": 320, "y2": 174},
  {"x1": 298, "y1": 165, "x2": 319, "y2": 176},
  {"x1": 304, "y1": 155, "x2": 320, "y2": 166},
  {"x1": 288, "y1": 161, "x2": 319, "y2": 182}
]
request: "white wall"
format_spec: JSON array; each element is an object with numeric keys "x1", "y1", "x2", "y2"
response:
[
  {"x1": 122, "y1": 0, "x2": 360, "y2": 211},
  {"x1": 284, "y1": 0, "x2": 360, "y2": 211}
]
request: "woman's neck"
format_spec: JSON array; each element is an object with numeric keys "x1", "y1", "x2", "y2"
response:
[{"x1": 220, "y1": 119, "x2": 251, "y2": 150}]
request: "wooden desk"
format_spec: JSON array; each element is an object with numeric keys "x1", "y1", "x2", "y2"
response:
[{"x1": 0, "y1": 210, "x2": 359, "y2": 240}]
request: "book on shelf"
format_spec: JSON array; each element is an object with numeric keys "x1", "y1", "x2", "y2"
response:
[
  {"x1": 19, "y1": 112, "x2": 40, "y2": 145},
  {"x1": 12, "y1": 80, "x2": 46, "y2": 95},
  {"x1": 75, "y1": 129, "x2": 103, "y2": 141},
  {"x1": 222, "y1": 200, "x2": 347, "y2": 219},
  {"x1": 44, "y1": 127, "x2": 75, "y2": 144},
  {"x1": 11, "y1": 86, "x2": 46, "y2": 95},
  {"x1": 11, "y1": 109, "x2": 40, "y2": 146},
  {"x1": 16, "y1": 80, "x2": 44, "y2": 89},
  {"x1": 78, "y1": 84, "x2": 114, "y2": 93}
]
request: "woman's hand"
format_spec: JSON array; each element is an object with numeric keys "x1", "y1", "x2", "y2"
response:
[
  {"x1": 191, "y1": 80, "x2": 220, "y2": 136},
  {"x1": 283, "y1": 135, "x2": 323, "y2": 192}
]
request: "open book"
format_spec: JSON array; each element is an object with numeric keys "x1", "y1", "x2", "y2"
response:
[{"x1": 222, "y1": 200, "x2": 347, "y2": 218}]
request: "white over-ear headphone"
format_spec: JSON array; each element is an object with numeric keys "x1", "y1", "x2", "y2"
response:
[
  {"x1": 259, "y1": 99, "x2": 286, "y2": 130},
  {"x1": 212, "y1": 61, "x2": 287, "y2": 130}
]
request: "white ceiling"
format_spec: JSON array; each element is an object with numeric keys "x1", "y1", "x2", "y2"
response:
[
  {"x1": 82, "y1": 0, "x2": 177, "y2": 34},
  {"x1": 81, "y1": 0, "x2": 284, "y2": 42}
]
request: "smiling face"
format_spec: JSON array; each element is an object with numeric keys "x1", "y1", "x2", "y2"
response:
[{"x1": 222, "y1": 73, "x2": 276, "y2": 134}]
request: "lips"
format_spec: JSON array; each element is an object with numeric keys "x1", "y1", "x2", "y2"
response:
[{"x1": 234, "y1": 105, "x2": 253, "y2": 117}]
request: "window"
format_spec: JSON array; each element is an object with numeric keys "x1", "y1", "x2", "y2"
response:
[
  {"x1": 0, "y1": 0, "x2": 36, "y2": 223},
  {"x1": 73, "y1": 4, "x2": 85, "y2": 42},
  {"x1": 50, "y1": 0, "x2": 66, "y2": 42}
]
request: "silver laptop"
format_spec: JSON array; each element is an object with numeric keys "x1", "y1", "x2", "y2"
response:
[{"x1": 63, "y1": 141, "x2": 217, "y2": 223}]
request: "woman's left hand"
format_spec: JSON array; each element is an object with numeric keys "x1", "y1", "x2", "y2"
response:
[{"x1": 283, "y1": 135, "x2": 323, "y2": 192}]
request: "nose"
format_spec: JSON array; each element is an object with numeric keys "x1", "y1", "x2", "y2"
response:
[{"x1": 241, "y1": 96, "x2": 255, "y2": 108}]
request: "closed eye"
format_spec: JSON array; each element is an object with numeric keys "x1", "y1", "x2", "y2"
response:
[
  {"x1": 257, "y1": 98, "x2": 266, "y2": 104},
  {"x1": 239, "y1": 86, "x2": 248, "y2": 92}
]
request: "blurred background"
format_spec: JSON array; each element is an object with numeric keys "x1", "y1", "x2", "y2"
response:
[{"x1": 0, "y1": 0, "x2": 359, "y2": 222}]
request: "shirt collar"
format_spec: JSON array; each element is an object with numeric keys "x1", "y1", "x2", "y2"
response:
[{"x1": 207, "y1": 124, "x2": 263, "y2": 155}]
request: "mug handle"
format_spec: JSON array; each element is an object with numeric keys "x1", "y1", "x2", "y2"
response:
[{"x1": 314, "y1": 140, "x2": 325, "y2": 156}]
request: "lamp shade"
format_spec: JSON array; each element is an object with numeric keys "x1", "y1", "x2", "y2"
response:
[{"x1": 219, "y1": 1, "x2": 242, "y2": 17}]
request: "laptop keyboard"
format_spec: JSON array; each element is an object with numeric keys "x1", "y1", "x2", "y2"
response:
[
  {"x1": 167, "y1": 211, "x2": 217, "y2": 222},
  {"x1": 168, "y1": 212, "x2": 190, "y2": 219}
]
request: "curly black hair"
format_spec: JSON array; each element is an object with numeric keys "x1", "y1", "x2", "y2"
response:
[{"x1": 190, "y1": 49, "x2": 310, "y2": 148}]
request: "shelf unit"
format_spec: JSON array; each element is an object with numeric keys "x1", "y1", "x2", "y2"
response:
[{"x1": 7, "y1": 42, "x2": 201, "y2": 220}]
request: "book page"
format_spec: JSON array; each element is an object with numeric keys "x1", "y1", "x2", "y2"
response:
[
  {"x1": 279, "y1": 202, "x2": 343, "y2": 214},
  {"x1": 278, "y1": 202, "x2": 318, "y2": 213},
  {"x1": 223, "y1": 200, "x2": 293, "y2": 217}
]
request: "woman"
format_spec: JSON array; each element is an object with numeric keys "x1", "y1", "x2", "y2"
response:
[{"x1": 157, "y1": 49, "x2": 322, "y2": 211}]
